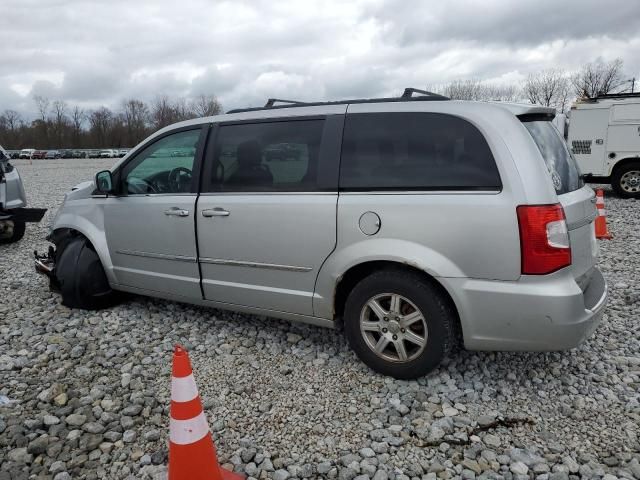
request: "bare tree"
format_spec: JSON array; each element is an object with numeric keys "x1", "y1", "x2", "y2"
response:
[
  {"x1": 88, "y1": 107, "x2": 113, "y2": 147},
  {"x1": 190, "y1": 94, "x2": 222, "y2": 117},
  {"x1": 0, "y1": 110, "x2": 23, "y2": 147},
  {"x1": 172, "y1": 97, "x2": 193, "y2": 122},
  {"x1": 524, "y1": 68, "x2": 571, "y2": 112},
  {"x1": 122, "y1": 99, "x2": 149, "y2": 145},
  {"x1": 50, "y1": 100, "x2": 69, "y2": 147},
  {"x1": 571, "y1": 58, "x2": 626, "y2": 99},
  {"x1": 429, "y1": 79, "x2": 521, "y2": 102},
  {"x1": 2, "y1": 110, "x2": 22, "y2": 132},
  {"x1": 70, "y1": 106, "x2": 85, "y2": 146},
  {"x1": 33, "y1": 95, "x2": 50, "y2": 122},
  {"x1": 150, "y1": 95, "x2": 176, "y2": 129}
]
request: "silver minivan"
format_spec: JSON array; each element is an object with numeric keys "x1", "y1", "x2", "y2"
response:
[{"x1": 36, "y1": 89, "x2": 607, "y2": 378}]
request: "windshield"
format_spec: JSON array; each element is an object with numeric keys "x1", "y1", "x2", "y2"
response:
[{"x1": 522, "y1": 120, "x2": 583, "y2": 195}]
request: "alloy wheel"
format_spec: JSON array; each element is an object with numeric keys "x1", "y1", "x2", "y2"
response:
[{"x1": 359, "y1": 293, "x2": 428, "y2": 363}]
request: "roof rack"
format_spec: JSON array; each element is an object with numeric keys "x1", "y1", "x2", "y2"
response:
[
  {"x1": 226, "y1": 87, "x2": 450, "y2": 114},
  {"x1": 264, "y1": 98, "x2": 308, "y2": 107}
]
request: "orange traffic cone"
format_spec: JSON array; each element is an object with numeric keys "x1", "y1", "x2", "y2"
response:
[
  {"x1": 594, "y1": 189, "x2": 612, "y2": 240},
  {"x1": 169, "y1": 345, "x2": 244, "y2": 480}
]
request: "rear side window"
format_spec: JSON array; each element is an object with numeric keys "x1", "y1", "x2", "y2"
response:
[
  {"x1": 522, "y1": 120, "x2": 583, "y2": 195},
  {"x1": 339, "y1": 112, "x2": 501, "y2": 190},
  {"x1": 207, "y1": 120, "x2": 324, "y2": 192}
]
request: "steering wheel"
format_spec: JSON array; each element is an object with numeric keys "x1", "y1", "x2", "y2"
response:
[
  {"x1": 127, "y1": 177, "x2": 158, "y2": 194},
  {"x1": 168, "y1": 167, "x2": 192, "y2": 192}
]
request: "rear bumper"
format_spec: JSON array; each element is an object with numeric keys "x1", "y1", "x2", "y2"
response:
[{"x1": 446, "y1": 267, "x2": 607, "y2": 351}]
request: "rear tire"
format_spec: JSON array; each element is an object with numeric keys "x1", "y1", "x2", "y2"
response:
[
  {"x1": 0, "y1": 220, "x2": 26, "y2": 244},
  {"x1": 344, "y1": 269, "x2": 456, "y2": 379},
  {"x1": 612, "y1": 162, "x2": 640, "y2": 198},
  {"x1": 54, "y1": 236, "x2": 119, "y2": 310}
]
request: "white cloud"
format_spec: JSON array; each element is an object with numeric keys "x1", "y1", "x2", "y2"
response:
[{"x1": 1, "y1": 0, "x2": 638, "y2": 119}]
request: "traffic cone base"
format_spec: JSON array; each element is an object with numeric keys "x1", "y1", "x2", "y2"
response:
[
  {"x1": 169, "y1": 345, "x2": 245, "y2": 480},
  {"x1": 594, "y1": 189, "x2": 612, "y2": 240},
  {"x1": 170, "y1": 436, "x2": 244, "y2": 480}
]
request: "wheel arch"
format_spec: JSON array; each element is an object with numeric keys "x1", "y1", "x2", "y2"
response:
[
  {"x1": 49, "y1": 221, "x2": 115, "y2": 285},
  {"x1": 332, "y1": 260, "x2": 463, "y2": 342},
  {"x1": 609, "y1": 156, "x2": 640, "y2": 177}
]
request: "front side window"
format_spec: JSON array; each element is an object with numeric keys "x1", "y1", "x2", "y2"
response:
[
  {"x1": 340, "y1": 112, "x2": 501, "y2": 190},
  {"x1": 123, "y1": 129, "x2": 201, "y2": 194},
  {"x1": 207, "y1": 120, "x2": 324, "y2": 192}
]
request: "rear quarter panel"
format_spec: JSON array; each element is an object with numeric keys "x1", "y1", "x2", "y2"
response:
[{"x1": 313, "y1": 101, "x2": 548, "y2": 319}]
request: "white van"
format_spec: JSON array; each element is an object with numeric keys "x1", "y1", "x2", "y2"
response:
[
  {"x1": 19, "y1": 149, "x2": 36, "y2": 159},
  {"x1": 567, "y1": 93, "x2": 640, "y2": 197}
]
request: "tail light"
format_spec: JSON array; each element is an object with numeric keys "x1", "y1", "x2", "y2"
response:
[{"x1": 517, "y1": 204, "x2": 571, "y2": 275}]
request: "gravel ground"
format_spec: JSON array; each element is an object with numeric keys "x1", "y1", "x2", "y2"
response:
[{"x1": 1, "y1": 159, "x2": 639, "y2": 480}]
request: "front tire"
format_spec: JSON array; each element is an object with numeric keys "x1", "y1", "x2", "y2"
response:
[
  {"x1": 344, "y1": 269, "x2": 456, "y2": 379},
  {"x1": 612, "y1": 162, "x2": 640, "y2": 198},
  {"x1": 0, "y1": 220, "x2": 26, "y2": 244},
  {"x1": 54, "y1": 236, "x2": 119, "y2": 309}
]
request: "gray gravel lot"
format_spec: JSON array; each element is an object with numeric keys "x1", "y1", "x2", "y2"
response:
[{"x1": 1, "y1": 158, "x2": 639, "y2": 480}]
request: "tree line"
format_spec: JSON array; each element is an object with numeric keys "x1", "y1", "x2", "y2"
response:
[
  {"x1": 430, "y1": 58, "x2": 631, "y2": 112},
  {"x1": 0, "y1": 94, "x2": 222, "y2": 150},
  {"x1": 0, "y1": 57, "x2": 634, "y2": 150}
]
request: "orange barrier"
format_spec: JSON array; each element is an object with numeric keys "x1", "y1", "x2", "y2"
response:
[
  {"x1": 594, "y1": 189, "x2": 612, "y2": 240},
  {"x1": 169, "y1": 345, "x2": 244, "y2": 480}
]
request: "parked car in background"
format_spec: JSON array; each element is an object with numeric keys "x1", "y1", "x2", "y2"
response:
[
  {"x1": 36, "y1": 88, "x2": 607, "y2": 379},
  {"x1": 31, "y1": 150, "x2": 47, "y2": 159},
  {"x1": 59, "y1": 149, "x2": 74, "y2": 158},
  {"x1": 19, "y1": 149, "x2": 36, "y2": 159},
  {"x1": 45, "y1": 150, "x2": 62, "y2": 159},
  {"x1": 99, "y1": 149, "x2": 116, "y2": 158},
  {"x1": 72, "y1": 150, "x2": 88, "y2": 158},
  {"x1": 1, "y1": 145, "x2": 47, "y2": 243},
  {"x1": 568, "y1": 92, "x2": 640, "y2": 198},
  {"x1": 118, "y1": 149, "x2": 130, "y2": 157}
]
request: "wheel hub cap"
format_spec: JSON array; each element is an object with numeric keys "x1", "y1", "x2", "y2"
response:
[
  {"x1": 359, "y1": 293, "x2": 428, "y2": 363},
  {"x1": 621, "y1": 170, "x2": 640, "y2": 193}
]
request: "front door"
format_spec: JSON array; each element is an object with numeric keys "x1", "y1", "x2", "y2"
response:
[
  {"x1": 105, "y1": 127, "x2": 206, "y2": 298},
  {"x1": 197, "y1": 117, "x2": 341, "y2": 316}
]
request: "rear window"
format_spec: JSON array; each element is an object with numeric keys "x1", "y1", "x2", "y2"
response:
[
  {"x1": 340, "y1": 112, "x2": 502, "y2": 191},
  {"x1": 522, "y1": 120, "x2": 583, "y2": 195}
]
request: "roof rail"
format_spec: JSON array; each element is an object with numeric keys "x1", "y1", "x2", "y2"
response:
[
  {"x1": 401, "y1": 88, "x2": 448, "y2": 100},
  {"x1": 264, "y1": 98, "x2": 308, "y2": 107},
  {"x1": 226, "y1": 87, "x2": 450, "y2": 114}
]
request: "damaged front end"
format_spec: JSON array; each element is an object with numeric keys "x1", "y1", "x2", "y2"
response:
[{"x1": 34, "y1": 228, "x2": 77, "y2": 291}]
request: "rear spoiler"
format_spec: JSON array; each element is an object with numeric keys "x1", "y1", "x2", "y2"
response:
[{"x1": 518, "y1": 113, "x2": 556, "y2": 122}]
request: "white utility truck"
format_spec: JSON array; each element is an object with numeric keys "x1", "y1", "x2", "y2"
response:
[{"x1": 567, "y1": 93, "x2": 640, "y2": 198}]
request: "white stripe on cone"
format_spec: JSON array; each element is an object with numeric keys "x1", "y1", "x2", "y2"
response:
[
  {"x1": 596, "y1": 198, "x2": 604, "y2": 205},
  {"x1": 171, "y1": 374, "x2": 199, "y2": 402},
  {"x1": 170, "y1": 411, "x2": 210, "y2": 445},
  {"x1": 598, "y1": 209, "x2": 606, "y2": 216}
]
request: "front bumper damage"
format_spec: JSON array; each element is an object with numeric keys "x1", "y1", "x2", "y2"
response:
[
  {"x1": 34, "y1": 245, "x2": 61, "y2": 292},
  {"x1": 34, "y1": 246, "x2": 55, "y2": 276}
]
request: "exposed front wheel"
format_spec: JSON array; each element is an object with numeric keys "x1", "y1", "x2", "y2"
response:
[
  {"x1": 0, "y1": 219, "x2": 26, "y2": 244},
  {"x1": 344, "y1": 269, "x2": 456, "y2": 379},
  {"x1": 612, "y1": 162, "x2": 640, "y2": 198},
  {"x1": 54, "y1": 236, "x2": 119, "y2": 309}
]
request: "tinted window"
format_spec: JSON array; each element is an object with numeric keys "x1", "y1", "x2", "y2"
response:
[
  {"x1": 522, "y1": 120, "x2": 582, "y2": 195},
  {"x1": 123, "y1": 129, "x2": 200, "y2": 194},
  {"x1": 208, "y1": 120, "x2": 324, "y2": 191},
  {"x1": 340, "y1": 113, "x2": 501, "y2": 190}
]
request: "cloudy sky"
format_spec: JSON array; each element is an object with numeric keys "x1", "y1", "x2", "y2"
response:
[{"x1": 2, "y1": 0, "x2": 640, "y2": 118}]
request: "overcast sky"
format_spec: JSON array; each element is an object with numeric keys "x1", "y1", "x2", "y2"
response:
[{"x1": 2, "y1": 0, "x2": 640, "y2": 118}]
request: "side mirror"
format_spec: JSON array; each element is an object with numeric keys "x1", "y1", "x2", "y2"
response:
[{"x1": 95, "y1": 170, "x2": 114, "y2": 194}]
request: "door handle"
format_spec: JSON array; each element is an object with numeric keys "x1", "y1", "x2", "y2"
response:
[
  {"x1": 202, "y1": 207, "x2": 230, "y2": 217},
  {"x1": 164, "y1": 207, "x2": 190, "y2": 217}
]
